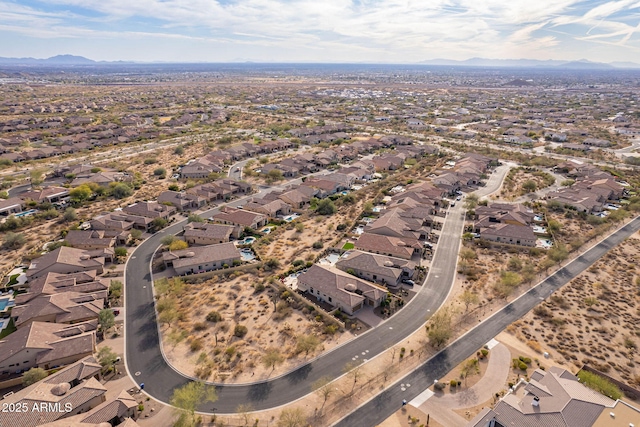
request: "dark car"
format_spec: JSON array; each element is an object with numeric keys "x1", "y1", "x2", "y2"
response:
[{"x1": 402, "y1": 279, "x2": 416, "y2": 286}]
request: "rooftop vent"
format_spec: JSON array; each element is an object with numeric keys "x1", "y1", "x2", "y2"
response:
[
  {"x1": 185, "y1": 252, "x2": 195, "y2": 258},
  {"x1": 344, "y1": 283, "x2": 357, "y2": 292},
  {"x1": 531, "y1": 396, "x2": 540, "y2": 407}
]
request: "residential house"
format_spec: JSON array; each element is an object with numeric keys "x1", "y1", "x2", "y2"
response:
[
  {"x1": 41, "y1": 390, "x2": 141, "y2": 427},
  {"x1": 157, "y1": 190, "x2": 207, "y2": 211},
  {"x1": 122, "y1": 201, "x2": 176, "y2": 220},
  {"x1": 355, "y1": 232, "x2": 421, "y2": 260},
  {"x1": 473, "y1": 203, "x2": 536, "y2": 247},
  {"x1": 162, "y1": 242, "x2": 242, "y2": 275},
  {"x1": 180, "y1": 157, "x2": 224, "y2": 179},
  {"x1": 0, "y1": 356, "x2": 107, "y2": 427},
  {"x1": 278, "y1": 186, "x2": 317, "y2": 209},
  {"x1": 297, "y1": 265, "x2": 386, "y2": 315},
  {"x1": 244, "y1": 198, "x2": 292, "y2": 219},
  {"x1": 183, "y1": 222, "x2": 241, "y2": 245},
  {"x1": 466, "y1": 366, "x2": 640, "y2": 427},
  {"x1": 211, "y1": 206, "x2": 268, "y2": 229},
  {"x1": 11, "y1": 291, "x2": 105, "y2": 327},
  {"x1": 26, "y1": 247, "x2": 111, "y2": 279},
  {"x1": 300, "y1": 177, "x2": 344, "y2": 198},
  {"x1": 65, "y1": 230, "x2": 116, "y2": 250},
  {"x1": 0, "y1": 321, "x2": 97, "y2": 375},
  {"x1": 15, "y1": 271, "x2": 108, "y2": 306},
  {"x1": 364, "y1": 209, "x2": 431, "y2": 241},
  {"x1": 0, "y1": 196, "x2": 25, "y2": 216},
  {"x1": 336, "y1": 250, "x2": 415, "y2": 288},
  {"x1": 21, "y1": 186, "x2": 70, "y2": 204}
]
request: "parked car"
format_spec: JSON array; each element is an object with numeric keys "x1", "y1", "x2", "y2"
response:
[{"x1": 402, "y1": 279, "x2": 416, "y2": 286}]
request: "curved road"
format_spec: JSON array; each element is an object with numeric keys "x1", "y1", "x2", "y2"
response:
[
  {"x1": 124, "y1": 164, "x2": 512, "y2": 413},
  {"x1": 335, "y1": 215, "x2": 640, "y2": 427}
]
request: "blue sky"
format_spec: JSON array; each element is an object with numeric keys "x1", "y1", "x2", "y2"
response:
[{"x1": 2, "y1": 0, "x2": 640, "y2": 63}]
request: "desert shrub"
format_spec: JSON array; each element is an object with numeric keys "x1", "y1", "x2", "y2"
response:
[
  {"x1": 233, "y1": 324, "x2": 248, "y2": 338},
  {"x1": 518, "y1": 361, "x2": 528, "y2": 371},
  {"x1": 206, "y1": 311, "x2": 222, "y2": 322},
  {"x1": 312, "y1": 241, "x2": 324, "y2": 249},
  {"x1": 190, "y1": 339, "x2": 203, "y2": 352},
  {"x1": 450, "y1": 379, "x2": 457, "y2": 387}
]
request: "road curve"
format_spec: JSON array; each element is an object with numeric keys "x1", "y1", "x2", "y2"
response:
[
  {"x1": 124, "y1": 165, "x2": 511, "y2": 413},
  {"x1": 334, "y1": 216, "x2": 640, "y2": 427}
]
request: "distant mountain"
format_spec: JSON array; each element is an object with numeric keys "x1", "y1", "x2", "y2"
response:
[
  {"x1": 419, "y1": 57, "x2": 640, "y2": 69},
  {"x1": 44, "y1": 54, "x2": 95, "y2": 65},
  {"x1": 0, "y1": 54, "x2": 96, "y2": 65}
]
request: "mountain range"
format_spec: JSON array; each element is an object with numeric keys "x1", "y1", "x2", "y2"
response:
[
  {"x1": 418, "y1": 57, "x2": 640, "y2": 69},
  {"x1": 0, "y1": 55, "x2": 640, "y2": 69}
]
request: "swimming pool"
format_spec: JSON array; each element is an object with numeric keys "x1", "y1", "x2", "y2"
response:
[
  {"x1": 240, "y1": 249, "x2": 256, "y2": 261},
  {"x1": 261, "y1": 226, "x2": 273, "y2": 234},
  {"x1": 0, "y1": 297, "x2": 12, "y2": 311},
  {"x1": 283, "y1": 214, "x2": 300, "y2": 222},
  {"x1": 14, "y1": 209, "x2": 36, "y2": 218}
]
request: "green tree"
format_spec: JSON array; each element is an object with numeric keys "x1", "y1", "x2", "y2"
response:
[
  {"x1": 98, "y1": 309, "x2": 115, "y2": 332},
  {"x1": 522, "y1": 180, "x2": 537, "y2": 193},
  {"x1": 112, "y1": 183, "x2": 133, "y2": 199},
  {"x1": 277, "y1": 407, "x2": 307, "y2": 427},
  {"x1": 267, "y1": 168, "x2": 284, "y2": 182},
  {"x1": 548, "y1": 219, "x2": 562, "y2": 235},
  {"x1": 459, "y1": 289, "x2": 479, "y2": 312},
  {"x1": 170, "y1": 381, "x2": 217, "y2": 427},
  {"x1": 262, "y1": 348, "x2": 284, "y2": 375},
  {"x1": 316, "y1": 199, "x2": 336, "y2": 215},
  {"x1": 295, "y1": 334, "x2": 320, "y2": 356},
  {"x1": 22, "y1": 367, "x2": 48, "y2": 386},
  {"x1": 428, "y1": 306, "x2": 454, "y2": 348},
  {"x1": 3, "y1": 232, "x2": 25, "y2": 249},
  {"x1": 460, "y1": 358, "x2": 480, "y2": 386},
  {"x1": 464, "y1": 194, "x2": 478, "y2": 209},
  {"x1": 109, "y1": 280, "x2": 123, "y2": 299},
  {"x1": 169, "y1": 240, "x2": 189, "y2": 251},
  {"x1": 97, "y1": 346, "x2": 118, "y2": 368},
  {"x1": 30, "y1": 169, "x2": 45, "y2": 186},
  {"x1": 160, "y1": 234, "x2": 176, "y2": 246},
  {"x1": 187, "y1": 214, "x2": 204, "y2": 223},
  {"x1": 130, "y1": 229, "x2": 142, "y2": 240},
  {"x1": 62, "y1": 207, "x2": 78, "y2": 222},
  {"x1": 69, "y1": 185, "x2": 93, "y2": 203},
  {"x1": 114, "y1": 247, "x2": 128, "y2": 257},
  {"x1": 151, "y1": 217, "x2": 168, "y2": 231}
]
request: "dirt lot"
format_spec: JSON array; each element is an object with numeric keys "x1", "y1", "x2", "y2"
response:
[
  {"x1": 506, "y1": 232, "x2": 640, "y2": 387},
  {"x1": 499, "y1": 167, "x2": 554, "y2": 201}
]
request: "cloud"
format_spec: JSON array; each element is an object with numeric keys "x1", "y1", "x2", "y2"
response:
[{"x1": 0, "y1": 0, "x2": 639, "y2": 62}]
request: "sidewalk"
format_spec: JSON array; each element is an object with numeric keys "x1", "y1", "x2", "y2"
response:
[{"x1": 414, "y1": 342, "x2": 510, "y2": 427}]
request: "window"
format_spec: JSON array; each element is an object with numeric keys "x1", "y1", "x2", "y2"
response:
[{"x1": 328, "y1": 297, "x2": 332, "y2": 302}]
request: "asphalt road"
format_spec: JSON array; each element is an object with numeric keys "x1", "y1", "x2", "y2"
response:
[
  {"x1": 334, "y1": 215, "x2": 640, "y2": 427},
  {"x1": 123, "y1": 164, "x2": 511, "y2": 413}
]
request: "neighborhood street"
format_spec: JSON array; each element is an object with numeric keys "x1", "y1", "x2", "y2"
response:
[
  {"x1": 333, "y1": 215, "x2": 640, "y2": 427},
  {"x1": 123, "y1": 164, "x2": 511, "y2": 413}
]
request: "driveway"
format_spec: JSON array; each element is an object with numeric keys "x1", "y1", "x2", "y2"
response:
[{"x1": 415, "y1": 342, "x2": 510, "y2": 427}]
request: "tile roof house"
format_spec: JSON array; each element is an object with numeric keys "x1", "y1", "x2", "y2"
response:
[
  {"x1": 473, "y1": 203, "x2": 536, "y2": 247},
  {"x1": 355, "y1": 232, "x2": 421, "y2": 260},
  {"x1": 162, "y1": 242, "x2": 242, "y2": 275},
  {"x1": 466, "y1": 366, "x2": 638, "y2": 427},
  {"x1": 20, "y1": 186, "x2": 70, "y2": 204},
  {"x1": 0, "y1": 321, "x2": 97, "y2": 374},
  {"x1": 26, "y1": 247, "x2": 111, "y2": 279},
  {"x1": 157, "y1": 190, "x2": 207, "y2": 211},
  {"x1": 0, "y1": 196, "x2": 25, "y2": 216},
  {"x1": 211, "y1": 206, "x2": 268, "y2": 229},
  {"x1": 297, "y1": 265, "x2": 387, "y2": 315},
  {"x1": 244, "y1": 198, "x2": 292, "y2": 219},
  {"x1": 336, "y1": 250, "x2": 415, "y2": 287},
  {"x1": 0, "y1": 356, "x2": 106, "y2": 427},
  {"x1": 183, "y1": 222, "x2": 241, "y2": 245},
  {"x1": 277, "y1": 186, "x2": 317, "y2": 209},
  {"x1": 122, "y1": 201, "x2": 176, "y2": 219},
  {"x1": 64, "y1": 230, "x2": 116, "y2": 250},
  {"x1": 364, "y1": 209, "x2": 431, "y2": 241},
  {"x1": 15, "y1": 271, "x2": 108, "y2": 306},
  {"x1": 11, "y1": 291, "x2": 105, "y2": 327}
]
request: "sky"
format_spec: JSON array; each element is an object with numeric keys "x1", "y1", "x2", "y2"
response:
[{"x1": 1, "y1": 0, "x2": 640, "y2": 63}]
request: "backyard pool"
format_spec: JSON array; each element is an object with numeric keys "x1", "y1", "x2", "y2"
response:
[
  {"x1": 237, "y1": 236, "x2": 256, "y2": 245},
  {"x1": 240, "y1": 249, "x2": 256, "y2": 261},
  {"x1": 283, "y1": 214, "x2": 300, "y2": 222},
  {"x1": 261, "y1": 226, "x2": 273, "y2": 234},
  {"x1": 532, "y1": 226, "x2": 547, "y2": 234},
  {"x1": 0, "y1": 296, "x2": 14, "y2": 311},
  {"x1": 14, "y1": 209, "x2": 36, "y2": 218}
]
